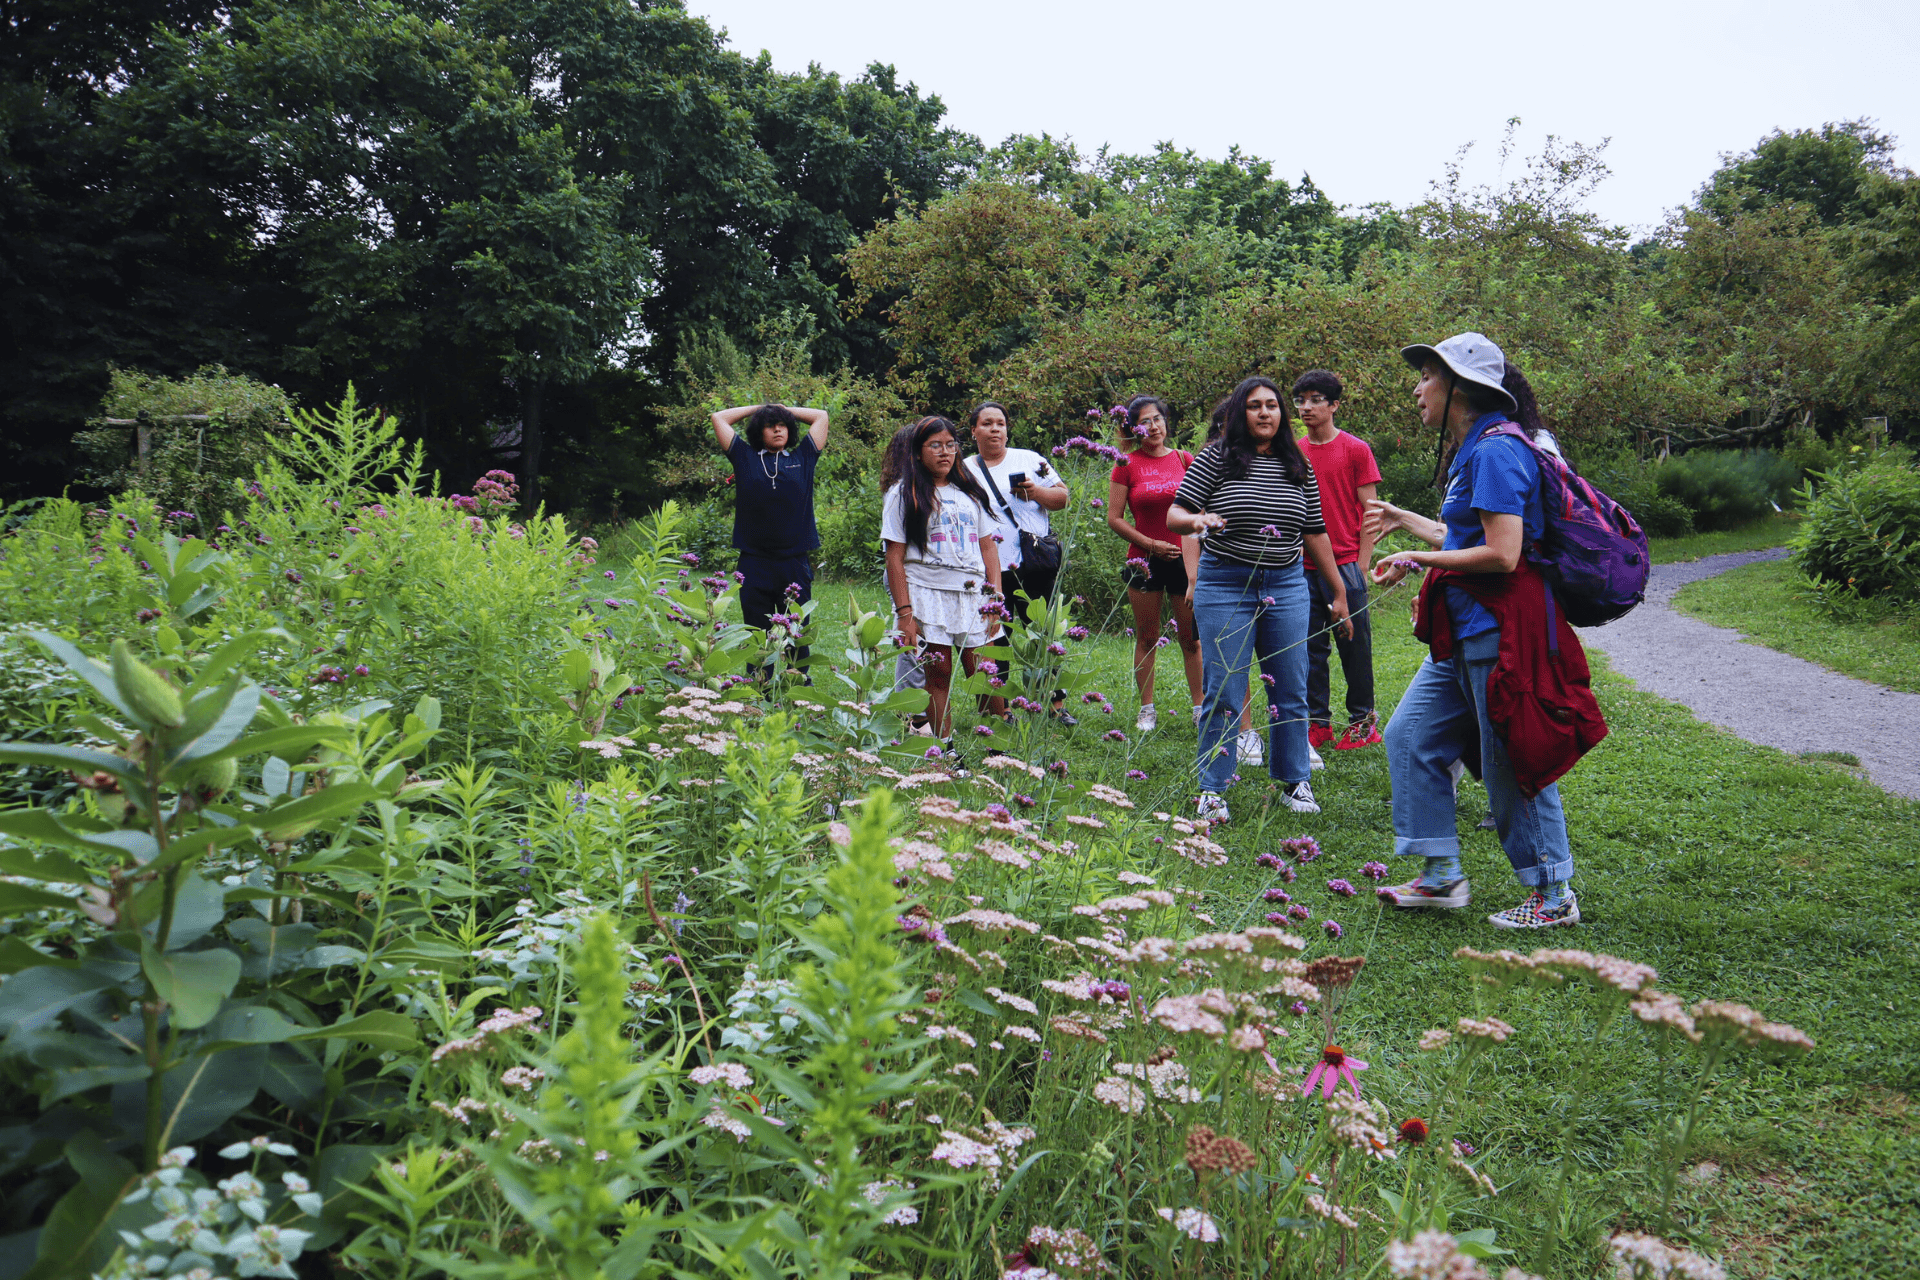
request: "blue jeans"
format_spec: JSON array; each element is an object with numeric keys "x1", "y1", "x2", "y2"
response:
[
  {"x1": 1384, "y1": 629, "x2": 1573, "y2": 886},
  {"x1": 1191, "y1": 553, "x2": 1312, "y2": 791}
]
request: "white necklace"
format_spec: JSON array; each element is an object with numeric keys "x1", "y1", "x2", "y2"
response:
[{"x1": 759, "y1": 449, "x2": 781, "y2": 488}]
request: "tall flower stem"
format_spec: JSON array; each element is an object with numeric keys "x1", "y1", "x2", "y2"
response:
[{"x1": 1534, "y1": 994, "x2": 1625, "y2": 1271}]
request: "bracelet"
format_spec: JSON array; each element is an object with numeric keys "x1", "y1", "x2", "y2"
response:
[{"x1": 894, "y1": 605, "x2": 913, "y2": 615}]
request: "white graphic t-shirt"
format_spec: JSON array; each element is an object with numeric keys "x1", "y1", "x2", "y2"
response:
[{"x1": 881, "y1": 482, "x2": 989, "y2": 575}]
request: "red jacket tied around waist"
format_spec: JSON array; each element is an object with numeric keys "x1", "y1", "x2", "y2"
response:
[{"x1": 1413, "y1": 562, "x2": 1608, "y2": 797}]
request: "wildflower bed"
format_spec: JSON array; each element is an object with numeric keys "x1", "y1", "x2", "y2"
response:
[{"x1": 0, "y1": 398, "x2": 1913, "y2": 1280}]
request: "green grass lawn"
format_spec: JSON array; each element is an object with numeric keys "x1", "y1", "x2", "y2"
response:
[
  {"x1": 809, "y1": 574, "x2": 1920, "y2": 1279},
  {"x1": 1673, "y1": 560, "x2": 1920, "y2": 694},
  {"x1": 1647, "y1": 514, "x2": 1801, "y2": 564}
]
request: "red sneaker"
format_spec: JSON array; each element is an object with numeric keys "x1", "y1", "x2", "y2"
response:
[
  {"x1": 1308, "y1": 724, "x2": 1337, "y2": 749},
  {"x1": 1334, "y1": 721, "x2": 1383, "y2": 751}
]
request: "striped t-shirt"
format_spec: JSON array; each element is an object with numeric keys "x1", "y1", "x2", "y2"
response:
[{"x1": 1170, "y1": 443, "x2": 1327, "y2": 567}]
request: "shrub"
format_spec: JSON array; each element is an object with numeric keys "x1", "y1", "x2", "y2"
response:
[
  {"x1": 1792, "y1": 460, "x2": 1920, "y2": 607},
  {"x1": 73, "y1": 366, "x2": 296, "y2": 520},
  {"x1": 1654, "y1": 448, "x2": 1798, "y2": 531}
]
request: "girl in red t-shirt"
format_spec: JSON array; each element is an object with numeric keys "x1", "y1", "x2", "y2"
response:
[{"x1": 1106, "y1": 395, "x2": 1202, "y2": 733}]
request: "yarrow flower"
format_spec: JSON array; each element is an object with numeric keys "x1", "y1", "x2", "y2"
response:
[{"x1": 1155, "y1": 1206, "x2": 1220, "y2": 1242}]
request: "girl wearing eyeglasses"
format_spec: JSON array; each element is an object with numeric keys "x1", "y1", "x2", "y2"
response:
[{"x1": 883, "y1": 416, "x2": 1005, "y2": 763}]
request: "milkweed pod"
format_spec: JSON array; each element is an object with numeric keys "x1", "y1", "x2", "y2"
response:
[{"x1": 111, "y1": 639, "x2": 184, "y2": 728}]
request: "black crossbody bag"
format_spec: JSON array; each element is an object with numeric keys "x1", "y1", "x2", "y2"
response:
[{"x1": 972, "y1": 457, "x2": 1062, "y2": 574}]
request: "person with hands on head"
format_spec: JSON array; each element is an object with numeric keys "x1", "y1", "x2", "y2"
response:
[
  {"x1": 711, "y1": 401, "x2": 830, "y2": 680},
  {"x1": 1167, "y1": 376, "x2": 1351, "y2": 824},
  {"x1": 1367, "y1": 333, "x2": 1582, "y2": 930},
  {"x1": 964, "y1": 401, "x2": 1075, "y2": 724},
  {"x1": 1107, "y1": 394, "x2": 1202, "y2": 734},
  {"x1": 883, "y1": 416, "x2": 1005, "y2": 771}
]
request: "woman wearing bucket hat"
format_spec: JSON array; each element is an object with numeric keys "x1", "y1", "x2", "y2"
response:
[{"x1": 1366, "y1": 332, "x2": 1585, "y2": 929}]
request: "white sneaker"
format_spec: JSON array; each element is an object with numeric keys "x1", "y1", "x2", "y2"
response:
[
  {"x1": 1196, "y1": 792, "x2": 1231, "y2": 824},
  {"x1": 1279, "y1": 781, "x2": 1320, "y2": 814},
  {"x1": 1237, "y1": 729, "x2": 1265, "y2": 766},
  {"x1": 1308, "y1": 745, "x2": 1325, "y2": 771},
  {"x1": 1136, "y1": 705, "x2": 1158, "y2": 733}
]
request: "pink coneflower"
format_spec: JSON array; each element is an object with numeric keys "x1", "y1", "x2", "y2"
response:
[{"x1": 1302, "y1": 1044, "x2": 1368, "y2": 1099}]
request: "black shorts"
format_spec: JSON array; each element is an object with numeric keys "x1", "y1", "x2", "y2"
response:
[{"x1": 1122, "y1": 554, "x2": 1189, "y2": 595}]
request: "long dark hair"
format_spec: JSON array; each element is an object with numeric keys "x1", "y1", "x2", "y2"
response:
[
  {"x1": 1213, "y1": 376, "x2": 1311, "y2": 482},
  {"x1": 889, "y1": 416, "x2": 994, "y2": 553}
]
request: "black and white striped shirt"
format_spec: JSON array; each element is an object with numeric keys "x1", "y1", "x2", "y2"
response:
[{"x1": 1170, "y1": 444, "x2": 1326, "y2": 568}]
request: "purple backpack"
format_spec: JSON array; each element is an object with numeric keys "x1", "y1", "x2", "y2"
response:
[{"x1": 1483, "y1": 422, "x2": 1650, "y2": 627}]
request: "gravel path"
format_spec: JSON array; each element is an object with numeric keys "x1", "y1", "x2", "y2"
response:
[{"x1": 1581, "y1": 547, "x2": 1920, "y2": 800}]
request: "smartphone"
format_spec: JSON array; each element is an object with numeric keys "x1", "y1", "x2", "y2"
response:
[{"x1": 1009, "y1": 472, "x2": 1028, "y2": 490}]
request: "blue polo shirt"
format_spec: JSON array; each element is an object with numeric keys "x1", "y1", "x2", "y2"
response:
[
  {"x1": 727, "y1": 434, "x2": 821, "y2": 557},
  {"x1": 1441, "y1": 413, "x2": 1545, "y2": 640}
]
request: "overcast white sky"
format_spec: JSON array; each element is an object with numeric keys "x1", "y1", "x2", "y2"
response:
[{"x1": 696, "y1": 0, "x2": 1920, "y2": 235}]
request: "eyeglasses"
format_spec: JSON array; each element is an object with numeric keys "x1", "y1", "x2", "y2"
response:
[
  {"x1": 1293, "y1": 395, "x2": 1331, "y2": 408},
  {"x1": 923, "y1": 440, "x2": 960, "y2": 453}
]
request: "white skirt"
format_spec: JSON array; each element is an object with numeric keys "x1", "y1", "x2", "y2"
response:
[{"x1": 911, "y1": 584, "x2": 991, "y2": 649}]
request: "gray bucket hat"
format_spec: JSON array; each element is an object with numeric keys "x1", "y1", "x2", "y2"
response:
[{"x1": 1400, "y1": 331, "x2": 1518, "y2": 414}]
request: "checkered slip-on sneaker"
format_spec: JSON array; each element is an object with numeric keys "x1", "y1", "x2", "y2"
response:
[
  {"x1": 1487, "y1": 889, "x2": 1581, "y2": 929},
  {"x1": 1382, "y1": 877, "x2": 1471, "y2": 910}
]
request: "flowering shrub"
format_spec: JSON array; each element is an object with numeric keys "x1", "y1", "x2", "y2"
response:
[{"x1": 0, "y1": 393, "x2": 1816, "y2": 1279}]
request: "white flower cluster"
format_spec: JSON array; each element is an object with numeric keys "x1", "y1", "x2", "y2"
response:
[
  {"x1": 720, "y1": 964, "x2": 814, "y2": 1055},
  {"x1": 99, "y1": 1140, "x2": 325, "y2": 1280}
]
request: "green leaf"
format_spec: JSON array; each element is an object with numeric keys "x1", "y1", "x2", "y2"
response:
[
  {"x1": 142, "y1": 944, "x2": 241, "y2": 1029},
  {"x1": 412, "y1": 694, "x2": 441, "y2": 731},
  {"x1": 22, "y1": 1133, "x2": 138, "y2": 1280},
  {"x1": 291, "y1": 1010, "x2": 416, "y2": 1052},
  {"x1": 146, "y1": 873, "x2": 228, "y2": 948},
  {"x1": 0, "y1": 965, "x2": 115, "y2": 1033},
  {"x1": 172, "y1": 680, "x2": 262, "y2": 765},
  {"x1": 198, "y1": 1003, "x2": 305, "y2": 1050},
  {"x1": 0, "y1": 936, "x2": 77, "y2": 974},
  {"x1": 187, "y1": 629, "x2": 289, "y2": 696},
  {"x1": 0, "y1": 819, "x2": 94, "y2": 881},
  {"x1": 0, "y1": 882, "x2": 78, "y2": 915},
  {"x1": 227, "y1": 918, "x2": 320, "y2": 980},
  {"x1": 132, "y1": 1044, "x2": 268, "y2": 1150},
  {"x1": 0, "y1": 846, "x2": 90, "y2": 883},
  {"x1": 0, "y1": 742, "x2": 139, "y2": 789},
  {"x1": 191, "y1": 723, "x2": 354, "y2": 766},
  {"x1": 27, "y1": 631, "x2": 135, "y2": 720},
  {"x1": 252, "y1": 782, "x2": 382, "y2": 839}
]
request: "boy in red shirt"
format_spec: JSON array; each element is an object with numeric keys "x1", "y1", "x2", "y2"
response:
[{"x1": 1294, "y1": 370, "x2": 1384, "y2": 749}]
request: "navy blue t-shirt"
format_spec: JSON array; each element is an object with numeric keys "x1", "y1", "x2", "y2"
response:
[
  {"x1": 1441, "y1": 413, "x2": 1545, "y2": 640},
  {"x1": 727, "y1": 434, "x2": 821, "y2": 557}
]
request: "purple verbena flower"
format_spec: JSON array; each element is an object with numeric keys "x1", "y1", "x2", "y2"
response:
[{"x1": 1326, "y1": 879, "x2": 1357, "y2": 898}]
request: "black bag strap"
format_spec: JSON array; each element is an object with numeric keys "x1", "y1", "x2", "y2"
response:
[{"x1": 972, "y1": 455, "x2": 1017, "y2": 522}]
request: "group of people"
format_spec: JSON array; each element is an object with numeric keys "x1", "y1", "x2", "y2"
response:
[{"x1": 713, "y1": 330, "x2": 1596, "y2": 931}]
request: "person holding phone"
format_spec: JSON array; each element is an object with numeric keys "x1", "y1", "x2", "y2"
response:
[{"x1": 963, "y1": 401, "x2": 1075, "y2": 723}]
